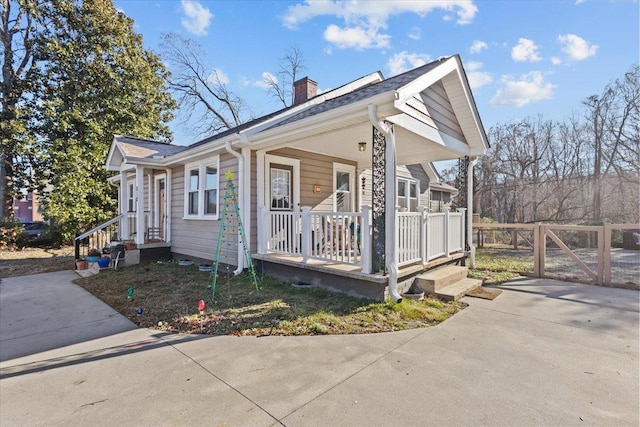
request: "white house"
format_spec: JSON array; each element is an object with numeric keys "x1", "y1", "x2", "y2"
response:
[{"x1": 100, "y1": 55, "x2": 489, "y2": 300}]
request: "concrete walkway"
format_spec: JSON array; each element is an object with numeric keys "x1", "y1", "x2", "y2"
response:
[{"x1": 0, "y1": 273, "x2": 638, "y2": 426}]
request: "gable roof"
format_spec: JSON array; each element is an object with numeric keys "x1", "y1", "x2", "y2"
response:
[
  {"x1": 263, "y1": 58, "x2": 447, "y2": 132},
  {"x1": 107, "y1": 55, "x2": 488, "y2": 170}
]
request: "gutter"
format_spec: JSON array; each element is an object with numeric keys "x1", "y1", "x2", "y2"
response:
[
  {"x1": 368, "y1": 104, "x2": 402, "y2": 303},
  {"x1": 225, "y1": 140, "x2": 244, "y2": 275}
]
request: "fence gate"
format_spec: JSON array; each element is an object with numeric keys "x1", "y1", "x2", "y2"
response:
[{"x1": 473, "y1": 223, "x2": 640, "y2": 288}]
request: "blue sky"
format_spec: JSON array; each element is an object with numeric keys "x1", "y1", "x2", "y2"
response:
[{"x1": 114, "y1": 0, "x2": 639, "y2": 146}]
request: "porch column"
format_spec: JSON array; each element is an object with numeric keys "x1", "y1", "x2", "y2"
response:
[
  {"x1": 467, "y1": 157, "x2": 479, "y2": 268},
  {"x1": 120, "y1": 171, "x2": 129, "y2": 240},
  {"x1": 135, "y1": 166, "x2": 145, "y2": 245},
  {"x1": 369, "y1": 104, "x2": 401, "y2": 302},
  {"x1": 371, "y1": 126, "x2": 386, "y2": 273}
]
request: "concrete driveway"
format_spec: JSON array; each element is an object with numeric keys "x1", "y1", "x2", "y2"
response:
[{"x1": 0, "y1": 273, "x2": 638, "y2": 426}]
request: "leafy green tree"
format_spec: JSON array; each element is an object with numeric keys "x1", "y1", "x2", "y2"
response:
[{"x1": 27, "y1": 0, "x2": 175, "y2": 239}]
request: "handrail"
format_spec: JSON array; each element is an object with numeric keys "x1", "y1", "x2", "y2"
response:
[{"x1": 75, "y1": 214, "x2": 125, "y2": 241}]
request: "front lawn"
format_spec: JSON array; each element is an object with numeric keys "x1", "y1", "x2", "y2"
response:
[
  {"x1": 74, "y1": 262, "x2": 465, "y2": 336},
  {"x1": 0, "y1": 246, "x2": 75, "y2": 278}
]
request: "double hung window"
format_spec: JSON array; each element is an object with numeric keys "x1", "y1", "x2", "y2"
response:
[
  {"x1": 184, "y1": 157, "x2": 220, "y2": 219},
  {"x1": 397, "y1": 178, "x2": 418, "y2": 212}
]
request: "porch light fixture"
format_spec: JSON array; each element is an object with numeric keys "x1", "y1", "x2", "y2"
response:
[{"x1": 358, "y1": 141, "x2": 367, "y2": 152}]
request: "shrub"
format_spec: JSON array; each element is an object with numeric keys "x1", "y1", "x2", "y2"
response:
[{"x1": 0, "y1": 218, "x2": 25, "y2": 250}]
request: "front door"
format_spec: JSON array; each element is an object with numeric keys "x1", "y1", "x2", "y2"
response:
[
  {"x1": 264, "y1": 154, "x2": 300, "y2": 212},
  {"x1": 154, "y1": 174, "x2": 167, "y2": 240}
]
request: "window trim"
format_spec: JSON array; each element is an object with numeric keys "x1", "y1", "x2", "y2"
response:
[{"x1": 183, "y1": 157, "x2": 220, "y2": 220}]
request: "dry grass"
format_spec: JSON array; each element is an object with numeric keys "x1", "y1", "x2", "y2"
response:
[
  {"x1": 74, "y1": 261, "x2": 465, "y2": 336},
  {"x1": 0, "y1": 246, "x2": 75, "y2": 278}
]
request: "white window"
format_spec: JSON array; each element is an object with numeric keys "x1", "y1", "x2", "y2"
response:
[
  {"x1": 184, "y1": 157, "x2": 220, "y2": 219},
  {"x1": 333, "y1": 163, "x2": 356, "y2": 212},
  {"x1": 397, "y1": 178, "x2": 418, "y2": 212},
  {"x1": 127, "y1": 182, "x2": 135, "y2": 212}
]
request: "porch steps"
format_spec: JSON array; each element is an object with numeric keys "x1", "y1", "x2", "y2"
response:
[{"x1": 413, "y1": 265, "x2": 481, "y2": 301}]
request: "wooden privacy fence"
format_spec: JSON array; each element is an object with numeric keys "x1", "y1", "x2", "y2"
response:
[{"x1": 474, "y1": 223, "x2": 640, "y2": 287}]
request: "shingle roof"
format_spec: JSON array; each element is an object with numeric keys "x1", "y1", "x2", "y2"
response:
[
  {"x1": 115, "y1": 56, "x2": 452, "y2": 160},
  {"x1": 260, "y1": 57, "x2": 448, "y2": 132},
  {"x1": 115, "y1": 135, "x2": 187, "y2": 159}
]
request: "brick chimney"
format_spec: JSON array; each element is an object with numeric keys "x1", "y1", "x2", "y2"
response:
[{"x1": 293, "y1": 77, "x2": 318, "y2": 105}]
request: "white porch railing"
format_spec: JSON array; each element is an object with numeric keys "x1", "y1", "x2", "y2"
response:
[
  {"x1": 397, "y1": 212, "x2": 422, "y2": 266},
  {"x1": 260, "y1": 206, "x2": 372, "y2": 273},
  {"x1": 259, "y1": 206, "x2": 465, "y2": 273},
  {"x1": 126, "y1": 211, "x2": 151, "y2": 240}
]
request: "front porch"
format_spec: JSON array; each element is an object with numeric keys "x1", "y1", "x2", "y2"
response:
[
  {"x1": 257, "y1": 206, "x2": 467, "y2": 279},
  {"x1": 254, "y1": 250, "x2": 467, "y2": 300}
]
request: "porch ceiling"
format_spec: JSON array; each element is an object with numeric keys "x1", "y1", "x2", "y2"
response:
[{"x1": 279, "y1": 115, "x2": 467, "y2": 168}]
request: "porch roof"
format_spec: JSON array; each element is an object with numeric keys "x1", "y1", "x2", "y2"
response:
[
  {"x1": 261, "y1": 58, "x2": 446, "y2": 132},
  {"x1": 106, "y1": 54, "x2": 488, "y2": 170}
]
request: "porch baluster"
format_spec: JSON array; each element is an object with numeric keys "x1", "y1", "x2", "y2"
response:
[
  {"x1": 361, "y1": 206, "x2": 371, "y2": 274},
  {"x1": 417, "y1": 206, "x2": 427, "y2": 264},
  {"x1": 301, "y1": 207, "x2": 311, "y2": 262},
  {"x1": 444, "y1": 208, "x2": 450, "y2": 257}
]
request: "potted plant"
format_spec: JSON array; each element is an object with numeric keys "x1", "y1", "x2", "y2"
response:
[
  {"x1": 97, "y1": 256, "x2": 111, "y2": 268},
  {"x1": 87, "y1": 248, "x2": 102, "y2": 263},
  {"x1": 75, "y1": 259, "x2": 88, "y2": 270}
]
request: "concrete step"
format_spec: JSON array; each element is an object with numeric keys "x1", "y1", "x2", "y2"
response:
[
  {"x1": 414, "y1": 265, "x2": 468, "y2": 294},
  {"x1": 435, "y1": 278, "x2": 483, "y2": 301}
]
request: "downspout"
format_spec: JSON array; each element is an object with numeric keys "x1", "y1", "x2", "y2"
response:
[
  {"x1": 368, "y1": 104, "x2": 402, "y2": 303},
  {"x1": 225, "y1": 140, "x2": 244, "y2": 275},
  {"x1": 467, "y1": 157, "x2": 479, "y2": 268}
]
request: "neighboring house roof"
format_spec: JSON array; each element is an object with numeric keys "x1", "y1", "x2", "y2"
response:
[
  {"x1": 116, "y1": 135, "x2": 187, "y2": 158},
  {"x1": 430, "y1": 181, "x2": 458, "y2": 194}
]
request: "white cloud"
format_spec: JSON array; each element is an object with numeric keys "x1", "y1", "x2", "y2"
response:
[
  {"x1": 206, "y1": 69, "x2": 229, "y2": 85},
  {"x1": 469, "y1": 40, "x2": 487, "y2": 54},
  {"x1": 240, "y1": 72, "x2": 277, "y2": 90},
  {"x1": 575, "y1": 0, "x2": 587, "y2": 4},
  {"x1": 324, "y1": 24, "x2": 390, "y2": 50},
  {"x1": 282, "y1": 1, "x2": 478, "y2": 50},
  {"x1": 408, "y1": 26, "x2": 422, "y2": 41},
  {"x1": 387, "y1": 51, "x2": 432, "y2": 76},
  {"x1": 464, "y1": 61, "x2": 492, "y2": 89},
  {"x1": 490, "y1": 71, "x2": 555, "y2": 107},
  {"x1": 181, "y1": 0, "x2": 213, "y2": 36},
  {"x1": 511, "y1": 38, "x2": 541, "y2": 62},
  {"x1": 557, "y1": 34, "x2": 598, "y2": 61},
  {"x1": 551, "y1": 56, "x2": 562, "y2": 65}
]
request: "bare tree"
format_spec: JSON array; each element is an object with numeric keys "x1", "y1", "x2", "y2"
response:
[
  {"x1": 160, "y1": 33, "x2": 246, "y2": 137},
  {"x1": 0, "y1": 0, "x2": 37, "y2": 220},
  {"x1": 583, "y1": 65, "x2": 640, "y2": 221},
  {"x1": 263, "y1": 44, "x2": 306, "y2": 108}
]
